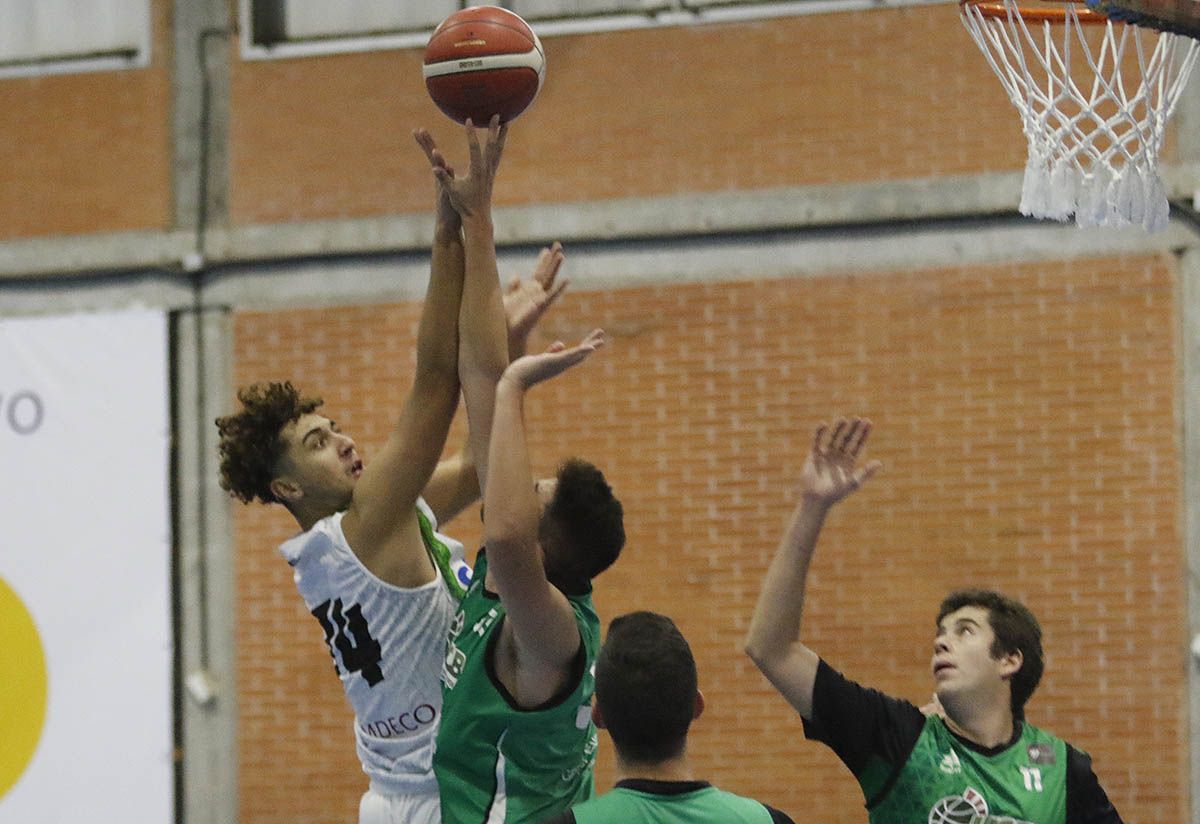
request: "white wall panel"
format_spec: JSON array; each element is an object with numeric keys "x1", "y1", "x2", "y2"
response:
[
  {"x1": 283, "y1": 0, "x2": 455, "y2": 38},
  {"x1": 0, "y1": 310, "x2": 172, "y2": 824},
  {"x1": 0, "y1": 0, "x2": 148, "y2": 64}
]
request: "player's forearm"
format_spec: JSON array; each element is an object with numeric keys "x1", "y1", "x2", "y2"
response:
[
  {"x1": 416, "y1": 226, "x2": 467, "y2": 379},
  {"x1": 744, "y1": 498, "x2": 829, "y2": 667},
  {"x1": 434, "y1": 208, "x2": 463, "y2": 246},
  {"x1": 456, "y1": 214, "x2": 508, "y2": 493},
  {"x1": 483, "y1": 379, "x2": 542, "y2": 559},
  {"x1": 458, "y1": 216, "x2": 509, "y2": 382}
]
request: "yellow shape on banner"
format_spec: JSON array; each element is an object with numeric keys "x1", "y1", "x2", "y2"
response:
[{"x1": 0, "y1": 575, "x2": 48, "y2": 800}]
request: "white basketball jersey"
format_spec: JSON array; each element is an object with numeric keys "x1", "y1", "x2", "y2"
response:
[{"x1": 279, "y1": 498, "x2": 472, "y2": 797}]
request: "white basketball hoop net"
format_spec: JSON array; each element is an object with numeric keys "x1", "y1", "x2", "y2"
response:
[{"x1": 961, "y1": 0, "x2": 1200, "y2": 231}]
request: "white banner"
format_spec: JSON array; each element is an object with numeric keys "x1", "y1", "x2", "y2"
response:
[{"x1": 0, "y1": 309, "x2": 172, "y2": 823}]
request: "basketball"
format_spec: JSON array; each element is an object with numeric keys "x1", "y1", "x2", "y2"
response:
[{"x1": 422, "y1": 6, "x2": 545, "y2": 125}]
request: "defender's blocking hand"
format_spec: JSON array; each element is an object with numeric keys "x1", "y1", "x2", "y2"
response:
[
  {"x1": 504, "y1": 242, "x2": 569, "y2": 351},
  {"x1": 501, "y1": 329, "x2": 605, "y2": 391}
]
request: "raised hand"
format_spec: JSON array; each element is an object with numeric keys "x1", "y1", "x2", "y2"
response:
[
  {"x1": 413, "y1": 127, "x2": 459, "y2": 228},
  {"x1": 501, "y1": 329, "x2": 605, "y2": 391},
  {"x1": 799, "y1": 418, "x2": 881, "y2": 507},
  {"x1": 416, "y1": 115, "x2": 506, "y2": 220},
  {"x1": 504, "y1": 242, "x2": 569, "y2": 354}
]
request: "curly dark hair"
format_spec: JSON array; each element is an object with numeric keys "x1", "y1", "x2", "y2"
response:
[
  {"x1": 538, "y1": 458, "x2": 626, "y2": 590},
  {"x1": 937, "y1": 588, "x2": 1044, "y2": 718},
  {"x1": 215, "y1": 382, "x2": 323, "y2": 505},
  {"x1": 596, "y1": 611, "x2": 697, "y2": 764}
]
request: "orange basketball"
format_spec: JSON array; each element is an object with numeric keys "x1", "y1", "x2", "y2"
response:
[{"x1": 423, "y1": 6, "x2": 545, "y2": 126}]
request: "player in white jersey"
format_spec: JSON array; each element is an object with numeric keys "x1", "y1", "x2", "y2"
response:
[{"x1": 216, "y1": 118, "x2": 566, "y2": 823}]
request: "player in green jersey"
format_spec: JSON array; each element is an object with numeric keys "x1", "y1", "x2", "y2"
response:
[
  {"x1": 543, "y1": 611, "x2": 794, "y2": 824},
  {"x1": 745, "y1": 418, "x2": 1123, "y2": 823},
  {"x1": 435, "y1": 330, "x2": 626, "y2": 824}
]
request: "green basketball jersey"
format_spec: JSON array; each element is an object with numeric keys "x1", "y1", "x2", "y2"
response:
[
  {"x1": 435, "y1": 552, "x2": 600, "y2": 823},
  {"x1": 571, "y1": 783, "x2": 774, "y2": 824},
  {"x1": 865, "y1": 716, "x2": 1067, "y2": 824}
]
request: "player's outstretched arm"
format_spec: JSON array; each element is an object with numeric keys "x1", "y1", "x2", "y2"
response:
[
  {"x1": 485, "y1": 332, "x2": 605, "y2": 681},
  {"x1": 417, "y1": 117, "x2": 510, "y2": 500},
  {"x1": 420, "y1": 243, "x2": 569, "y2": 525},
  {"x1": 339, "y1": 145, "x2": 466, "y2": 573},
  {"x1": 420, "y1": 441, "x2": 479, "y2": 527},
  {"x1": 744, "y1": 418, "x2": 881, "y2": 720}
]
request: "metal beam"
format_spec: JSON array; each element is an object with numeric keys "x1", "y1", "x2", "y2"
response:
[
  {"x1": 199, "y1": 216, "x2": 1198, "y2": 312},
  {"x1": 4, "y1": 166, "x2": 1199, "y2": 282},
  {"x1": 175, "y1": 305, "x2": 238, "y2": 824},
  {"x1": 1182, "y1": 246, "x2": 1200, "y2": 824}
]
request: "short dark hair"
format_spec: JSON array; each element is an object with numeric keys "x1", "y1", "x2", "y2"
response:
[
  {"x1": 215, "y1": 382, "x2": 322, "y2": 504},
  {"x1": 596, "y1": 611, "x2": 697, "y2": 764},
  {"x1": 538, "y1": 458, "x2": 625, "y2": 587},
  {"x1": 937, "y1": 589, "x2": 1044, "y2": 717}
]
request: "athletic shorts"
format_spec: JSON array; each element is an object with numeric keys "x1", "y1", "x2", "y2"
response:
[{"x1": 358, "y1": 786, "x2": 440, "y2": 824}]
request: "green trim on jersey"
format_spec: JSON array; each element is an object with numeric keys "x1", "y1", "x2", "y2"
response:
[
  {"x1": 864, "y1": 716, "x2": 1067, "y2": 824},
  {"x1": 415, "y1": 505, "x2": 467, "y2": 600},
  {"x1": 571, "y1": 785, "x2": 774, "y2": 824},
  {"x1": 435, "y1": 553, "x2": 600, "y2": 823}
]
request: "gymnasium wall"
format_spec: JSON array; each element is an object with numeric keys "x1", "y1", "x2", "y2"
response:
[
  {"x1": 0, "y1": 0, "x2": 172, "y2": 241},
  {"x1": 0, "y1": 3, "x2": 1190, "y2": 821},
  {"x1": 0, "y1": 7, "x2": 1184, "y2": 238},
  {"x1": 233, "y1": 253, "x2": 1186, "y2": 824},
  {"x1": 227, "y1": 8, "x2": 1027, "y2": 226}
]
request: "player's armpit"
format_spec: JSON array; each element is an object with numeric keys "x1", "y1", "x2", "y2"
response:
[{"x1": 746, "y1": 642, "x2": 820, "y2": 720}]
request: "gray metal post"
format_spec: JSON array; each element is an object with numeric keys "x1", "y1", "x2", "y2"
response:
[
  {"x1": 1182, "y1": 246, "x2": 1200, "y2": 824},
  {"x1": 176, "y1": 304, "x2": 238, "y2": 824},
  {"x1": 172, "y1": 0, "x2": 232, "y2": 253}
]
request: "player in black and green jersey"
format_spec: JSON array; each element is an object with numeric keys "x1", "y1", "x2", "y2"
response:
[
  {"x1": 543, "y1": 611, "x2": 794, "y2": 824},
  {"x1": 745, "y1": 418, "x2": 1123, "y2": 824},
  {"x1": 435, "y1": 330, "x2": 626, "y2": 824}
]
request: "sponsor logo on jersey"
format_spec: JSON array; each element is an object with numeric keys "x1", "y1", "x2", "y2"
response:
[
  {"x1": 455, "y1": 563, "x2": 472, "y2": 589},
  {"x1": 1027, "y1": 743, "x2": 1056, "y2": 765},
  {"x1": 360, "y1": 703, "x2": 437, "y2": 738},
  {"x1": 560, "y1": 731, "x2": 598, "y2": 783},
  {"x1": 442, "y1": 610, "x2": 469, "y2": 689},
  {"x1": 574, "y1": 703, "x2": 592, "y2": 730},
  {"x1": 442, "y1": 645, "x2": 466, "y2": 689},
  {"x1": 938, "y1": 749, "x2": 963, "y2": 774},
  {"x1": 927, "y1": 786, "x2": 1034, "y2": 824},
  {"x1": 472, "y1": 607, "x2": 500, "y2": 638}
]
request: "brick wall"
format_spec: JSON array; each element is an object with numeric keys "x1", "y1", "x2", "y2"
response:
[
  {"x1": 232, "y1": 253, "x2": 1185, "y2": 823},
  {"x1": 228, "y1": 8, "x2": 1031, "y2": 226},
  {"x1": 0, "y1": 6, "x2": 1182, "y2": 242},
  {"x1": 0, "y1": 0, "x2": 172, "y2": 241}
]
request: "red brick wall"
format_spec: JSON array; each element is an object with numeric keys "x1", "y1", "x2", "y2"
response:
[
  {"x1": 3, "y1": 7, "x2": 1182, "y2": 242},
  {"x1": 0, "y1": 0, "x2": 172, "y2": 241},
  {"x1": 232, "y1": 253, "x2": 1185, "y2": 823},
  {"x1": 227, "y1": 8, "x2": 1033, "y2": 226}
]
